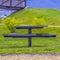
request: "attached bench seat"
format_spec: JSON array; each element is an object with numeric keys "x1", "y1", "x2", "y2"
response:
[{"x1": 3, "y1": 33, "x2": 56, "y2": 38}]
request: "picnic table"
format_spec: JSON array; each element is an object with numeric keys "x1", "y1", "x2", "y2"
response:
[{"x1": 3, "y1": 25, "x2": 56, "y2": 47}]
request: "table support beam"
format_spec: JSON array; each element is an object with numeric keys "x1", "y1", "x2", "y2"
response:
[{"x1": 28, "y1": 28, "x2": 31, "y2": 47}]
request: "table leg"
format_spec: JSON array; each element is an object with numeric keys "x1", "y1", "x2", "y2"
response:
[{"x1": 28, "y1": 28, "x2": 31, "y2": 47}]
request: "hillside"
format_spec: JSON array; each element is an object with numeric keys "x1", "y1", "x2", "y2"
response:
[
  {"x1": 7, "y1": 8, "x2": 60, "y2": 25},
  {"x1": 3, "y1": 8, "x2": 60, "y2": 34}
]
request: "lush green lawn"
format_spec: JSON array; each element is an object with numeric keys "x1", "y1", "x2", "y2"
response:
[
  {"x1": 0, "y1": 24, "x2": 60, "y2": 54},
  {"x1": 0, "y1": 8, "x2": 60, "y2": 54},
  {"x1": 0, "y1": 37, "x2": 60, "y2": 54}
]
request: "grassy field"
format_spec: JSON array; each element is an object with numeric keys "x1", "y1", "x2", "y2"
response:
[
  {"x1": 8, "y1": 8, "x2": 60, "y2": 25},
  {"x1": 0, "y1": 8, "x2": 60, "y2": 54}
]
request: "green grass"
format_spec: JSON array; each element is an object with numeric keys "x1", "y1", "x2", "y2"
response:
[
  {"x1": 0, "y1": 37, "x2": 60, "y2": 54},
  {"x1": 0, "y1": 24, "x2": 60, "y2": 54},
  {"x1": 0, "y1": 8, "x2": 60, "y2": 54},
  {"x1": 7, "y1": 8, "x2": 60, "y2": 25}
]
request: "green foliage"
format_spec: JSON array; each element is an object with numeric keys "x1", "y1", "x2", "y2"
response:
[
  {"x1": 2, "y1": 17, "x2": 20, "y2": 33},
  {"x1": 0, "y1": 17, "x2": 2, "y2": 23},
  {"x1": 2, "y1": 8, "x2": 60, "y2": 34},
  {"x1": 9, "y1": 8, "x2": 60, "y2": 25},
  {"x1": 31, "y1": 16, "x2": 46, "y2": 25}
]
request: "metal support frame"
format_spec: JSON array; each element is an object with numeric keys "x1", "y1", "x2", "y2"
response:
[
  {"x1": 4, "y1": 26, "x2": 55, "y2": 47},
  {"x1": 0, "y1": 0, "x2": 26, "y2": 10},
  {"x1": 10, "y1": 0, "x2": 12, "y2": 7},
  {"x1": 28, "y1": 28, "x2": 32, "y2": 47}
]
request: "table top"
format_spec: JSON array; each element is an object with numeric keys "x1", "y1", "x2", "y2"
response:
[{"x1": 12, "y1": 25, "x2": 48, "y2": 29}]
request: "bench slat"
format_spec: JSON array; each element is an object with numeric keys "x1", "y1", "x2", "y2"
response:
[
  {"x1": 12, "y1": 26, "x2": 45, "y2": 29},
  {"x1": 3, "y1": 33, "x2": 56, "y2": 38}
]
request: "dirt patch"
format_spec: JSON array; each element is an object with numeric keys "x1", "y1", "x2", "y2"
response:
[{"x1": 0, "y1": 53, "x2": 60, "y2": 60}]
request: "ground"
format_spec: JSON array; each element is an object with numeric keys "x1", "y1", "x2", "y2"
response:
[
  {"x1": 0, "y1": 8, "x2": 60, "y2": 54},
  {"x1": 0, "y1": 53, "x2": 60, "y2": 60}
]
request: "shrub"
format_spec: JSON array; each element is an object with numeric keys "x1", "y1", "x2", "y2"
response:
[
  {"x1": 2, "y1": 17, "x2": 20, "y2": 33},
  {"x1": 2, "y1": 16, "x2": 47, "y2": 33},
  {"x1": 0, "y1": 17, "x2": 2, "y2": 23},
  {"x1": 31, "y1": 16, "x2": 47, "y2": 33},
  {"x1": 32, "y1": 16, "x2": 46, "y2": 25}
]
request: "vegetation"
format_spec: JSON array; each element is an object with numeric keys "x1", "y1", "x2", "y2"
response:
[
  {"x1": 0, "y1": 8, "x2": 60, "y2": 54},
  {"x1": 0, "y1": 17, "x2": 2, "y2": 23},
  {"x1": 2, "y1": 17, "x2": 20, "y2": 33},
  {"x1": 8, "y1": 8, "x2": 60, "y2": 25}
]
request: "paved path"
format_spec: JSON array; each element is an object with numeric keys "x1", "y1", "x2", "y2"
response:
[{"x1": 0, "y1": 53, "x2": 60, "y2": 60}]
